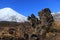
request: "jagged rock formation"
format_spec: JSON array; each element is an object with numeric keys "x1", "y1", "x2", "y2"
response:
[
  {"x1": 28, "y1": 8, "x2": 60, "y2": 40},
  {"x1": 37, "y1": 8, "x2": 53, "y2": 40}
]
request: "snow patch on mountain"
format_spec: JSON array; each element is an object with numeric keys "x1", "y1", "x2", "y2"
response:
[{"x1": 52, "y1": 12, "x2": 60, "y2": 21}]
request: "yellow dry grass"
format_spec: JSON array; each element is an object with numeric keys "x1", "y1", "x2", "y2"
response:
[{"x1": 53, "y1": 21, "x2": 60, "y2": 30}]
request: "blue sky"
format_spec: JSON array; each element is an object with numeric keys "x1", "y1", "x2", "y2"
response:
[{"x1": 0, "y1": 0, "x2": 60, "y2": 16}]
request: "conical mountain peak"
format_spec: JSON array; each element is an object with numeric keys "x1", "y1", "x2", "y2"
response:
[{"x1": 0, "y1": 7, "x2": 27, "y2": 22}]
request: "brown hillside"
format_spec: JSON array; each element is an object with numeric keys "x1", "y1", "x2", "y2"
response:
[{"x1": 0, "y1": 8, "x2": 60, "y2": 40}]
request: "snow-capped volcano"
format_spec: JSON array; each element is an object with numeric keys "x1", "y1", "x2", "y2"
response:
[{"x1": 0, "y1": 7, "x2": 27, "y2": 22}]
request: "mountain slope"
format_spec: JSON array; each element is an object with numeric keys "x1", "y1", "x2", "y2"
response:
[{"x1": 0, "y1": 7, "x2": 27, "y2": 22}]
